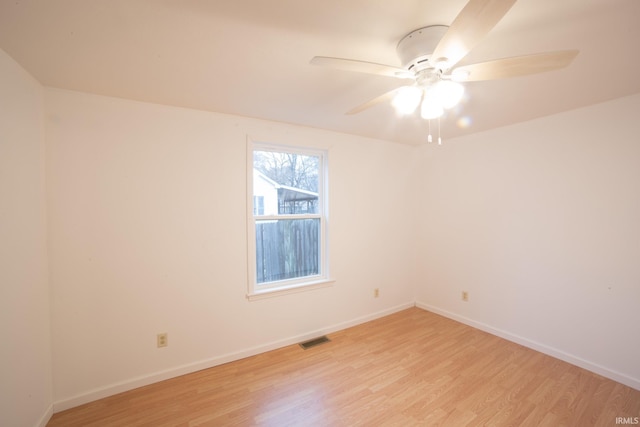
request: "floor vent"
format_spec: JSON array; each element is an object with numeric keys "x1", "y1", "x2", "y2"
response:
[{"x1": 299, "y1": 335, "x2": 330, "y2": 350}]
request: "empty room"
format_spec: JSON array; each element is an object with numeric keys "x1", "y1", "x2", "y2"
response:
[{"x1": 1, "y1": 0, "x2": 639, "y2": 426}]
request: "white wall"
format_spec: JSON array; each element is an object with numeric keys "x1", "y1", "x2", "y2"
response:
[
  {"x1": 416, "y1": 94, "x2": 640, "y2": 390},
  {"x1": 45, "y1": 88, "x2": 419, "y2": 409},
  {"x1": 0, "y1": 50, "x2": 53, "y2": 426}
]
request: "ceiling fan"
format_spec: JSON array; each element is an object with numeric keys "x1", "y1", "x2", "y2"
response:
[{"x1": 310, "y1": 0, "x2": 578, "y2": 128}]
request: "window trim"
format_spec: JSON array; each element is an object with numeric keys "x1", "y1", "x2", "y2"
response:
[{"x1": 246, "y1": 138, "x2": 331, "y2": 299}]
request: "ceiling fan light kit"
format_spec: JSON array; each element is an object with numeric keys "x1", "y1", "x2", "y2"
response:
[
  {"x1": 311, "y1": 0, "x2": 579, "y2": 143},
  {"x1": 393, "y1": 25, "x2": 467, "y2": 121}
]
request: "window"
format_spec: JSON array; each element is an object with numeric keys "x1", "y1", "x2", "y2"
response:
[
  {"x1": 253, "y1": 196, "x2": 264, "y2": 215},
  {"x1": 247, "y1": 141, "x2": 330, "y2": 298}
]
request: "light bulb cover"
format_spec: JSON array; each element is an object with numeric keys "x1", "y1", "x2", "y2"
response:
[
  {"x1": 420, "y1": 92, "x2": 444, "y2": 119},
  {"x1": 392, "y1": 86, "x2": 423, "y2": 115},
  {"x1": 434, "y1": 80, "x2": 464, "y2": 109}
]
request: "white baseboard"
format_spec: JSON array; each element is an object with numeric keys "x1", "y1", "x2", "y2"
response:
[
  {"x1": 415, "y1": 300, "x2": 640, "y2": 391},
  {"x1": 54, "y1": 301, "x2": 415, "y2": 412},
  {"x1": 36, "y1": 404, "x2": 53, "y2": 427}
]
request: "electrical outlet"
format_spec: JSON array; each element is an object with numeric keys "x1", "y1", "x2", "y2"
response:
[
  {"x1": 462, "y1": 291, "x2": 469, "y2": 302},
  {"x1": 374, "y1": 288, "x2": 380, "y2": 298},
  {"x1": 157, "y1": 333, "x2": 168, "y2": 348}
]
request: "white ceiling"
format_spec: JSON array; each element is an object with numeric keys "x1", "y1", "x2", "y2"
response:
[{"x1": 2, "y1": 0, "x2": 639, "y2": 145}]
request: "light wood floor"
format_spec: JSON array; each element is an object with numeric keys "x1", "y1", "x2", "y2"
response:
[{"x1": 48, "y1": 307, "x2": 640, "y2": 426}]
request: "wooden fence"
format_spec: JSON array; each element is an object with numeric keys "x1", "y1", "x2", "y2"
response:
[{"x1": 255, "y1": 219, "x2": 319, "y2": 283}]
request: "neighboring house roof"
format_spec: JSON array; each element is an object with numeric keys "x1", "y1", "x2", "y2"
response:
[
  {"x1": 278, "y1": 185, "x2": 318, "y2": 202},
  {"x1": 254, "y1": 169, "x2": 280, "y2": 188},
  {"x1": 254, "y1": 169, "x2": 318, "y2": 201}
]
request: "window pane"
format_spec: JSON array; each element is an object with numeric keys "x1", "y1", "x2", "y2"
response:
[
  {"x1": 253, "y1": 196, "x2": 264, "y2": 215},
  {"x1": 253, "y1": 151, "x2": 319, "y2": 215},
  {"x1": 255, "y1": 218, "x2": 320, "y2": 283}
]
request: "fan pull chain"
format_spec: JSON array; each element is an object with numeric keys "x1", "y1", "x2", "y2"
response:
[
  {"x1": 438, "y1": 117, "x2": 442, "y2": 145},
  {"x1": 427, "y1": 120, "x2": 433, "y2": 143}
]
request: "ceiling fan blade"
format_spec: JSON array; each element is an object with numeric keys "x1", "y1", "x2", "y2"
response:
[
  {"x1": 431, "y1": 0, "x2": 518, "y2": 69},
  {"x1": 310, "y1": 56, "x2": 414, "y2": 79},
  {"x1": 346, "y1": 88, "x2": 401, "y2": 115},
  {"x1": 451, "y1": 50, "x2": 579, "y2": 81}
]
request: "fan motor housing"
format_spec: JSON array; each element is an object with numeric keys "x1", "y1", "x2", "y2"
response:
[{"x1": 397, "y1": 25, "x2": 448, "y2": 72}]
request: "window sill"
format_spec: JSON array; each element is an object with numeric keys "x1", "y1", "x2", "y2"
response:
[{"x1": 247, "y1": 278, "x2": 335, "y2": 301}]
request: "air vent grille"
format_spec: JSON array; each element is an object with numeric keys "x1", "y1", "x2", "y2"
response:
[{"x1": 299, "y1": 336, "x2": 330, "y2": 350}]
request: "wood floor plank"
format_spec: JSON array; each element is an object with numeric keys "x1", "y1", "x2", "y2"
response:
[{"x1": 47, "y1": 308, "x2": 640, "y2": 426}]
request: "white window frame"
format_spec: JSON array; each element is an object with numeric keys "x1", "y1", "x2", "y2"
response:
[{"x1": 246, "y1": 139, "x2": 332, "y2": 300}]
